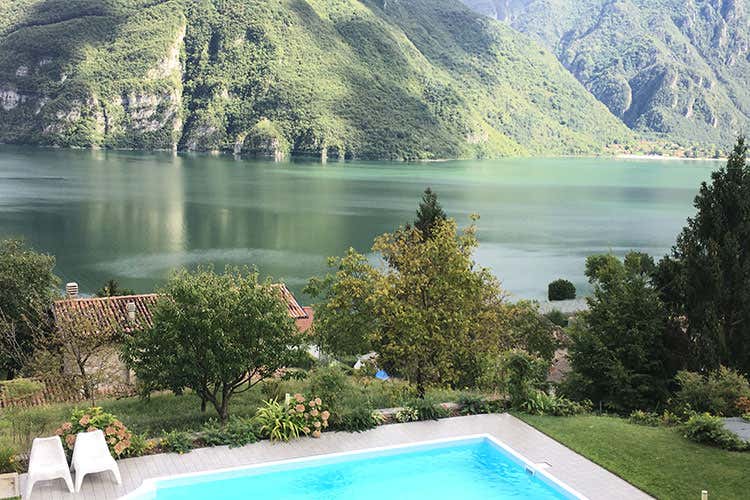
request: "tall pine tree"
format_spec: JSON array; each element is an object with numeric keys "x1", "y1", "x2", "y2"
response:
[
  {"x1": 414, "y1": 187, "x2": 446, "y2": 240},
  {"x1": 656, "y1": 137, "x2": 750, "y2": 374}
]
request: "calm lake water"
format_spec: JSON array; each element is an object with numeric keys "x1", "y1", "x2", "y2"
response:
[{"x1": 0, "y1": 146, "x2": 718, "y2": 300}]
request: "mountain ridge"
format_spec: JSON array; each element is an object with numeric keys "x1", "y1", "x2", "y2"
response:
[
  {"x1": 0, "y1": 0, "x2": 632, "y2": 160},
  {"x1": 462, "y1": 0, "x2": 750, "y2": 150}
]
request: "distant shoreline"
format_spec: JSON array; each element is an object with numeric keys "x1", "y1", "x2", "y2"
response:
[{"x1": 615, "y1": 153, "x2": 725, "y2": 162}]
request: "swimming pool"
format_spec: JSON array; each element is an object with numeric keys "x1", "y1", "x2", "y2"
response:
[{"x1": 124, "y1": 435, "x2": 585, "y2": 499}]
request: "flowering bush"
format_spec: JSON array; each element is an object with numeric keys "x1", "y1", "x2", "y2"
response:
[
  {"x1": 55, "y1": 407, "x2": 132, "y2": 457},
  {"x1": 290, "y1": 393, "x2": 330, "y2": 438}
]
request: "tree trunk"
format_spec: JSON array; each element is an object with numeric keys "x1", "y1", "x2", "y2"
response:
[
  {"x1": 416, "y1": 368, "x2": 425, "y2": 399},
  {"x1": 201, "y1": 397, "x2": 207, "y2": 413}
]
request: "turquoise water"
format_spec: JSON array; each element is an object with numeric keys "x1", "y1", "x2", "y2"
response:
[
  {"x1": 145, "y1": 439, "x2": 574, "y2": 499},
  {"x1": 0, "y1": 146, "x2": 718, "y2": 299}
]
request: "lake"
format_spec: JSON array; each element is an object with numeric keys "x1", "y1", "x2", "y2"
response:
[{"x1": 0, "y1": 146, "x2": 718, "y2": 301}]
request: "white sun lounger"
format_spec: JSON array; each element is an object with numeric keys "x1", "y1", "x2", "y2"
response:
[
  {"x1": 24, "y1": 436, "x2": 74, "y2": 499},
  {"x1": 71, "y1": 429, "x2": 122, "y2": 492}
]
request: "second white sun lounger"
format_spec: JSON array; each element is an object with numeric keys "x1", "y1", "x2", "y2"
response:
[
  {"x1": 24, "y1": 435, "x2": 74, "y2": 499},
  {"x1": 71, "y1": 429, "x2": 122, "y2": 492}
]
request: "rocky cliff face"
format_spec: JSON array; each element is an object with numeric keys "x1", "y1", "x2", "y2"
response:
[
  {"x1": 0, "y1": 1, "x2": 185, "y2": 150},
  {"x1": 462, "y1": 0, "x2": 750, "y2": 146},
  {"x1": 0, "y1": 0, "x2": 633, "y2": 159}
]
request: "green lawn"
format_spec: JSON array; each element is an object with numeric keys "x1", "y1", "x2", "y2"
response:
[{"x1": 517, "y1": 414, "x2": 750, "y2": 500}]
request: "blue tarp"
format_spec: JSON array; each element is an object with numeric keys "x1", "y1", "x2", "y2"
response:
[{"x1": 375, "y1": 370, "x2": 390, "y2": 381}]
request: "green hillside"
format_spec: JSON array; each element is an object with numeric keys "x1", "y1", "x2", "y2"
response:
[
  {"x1": 463, "y1": 0, "x2": 750, "y2": 149},
  {"x1": 0, "y1": 0, "x2": 632, "y2": 160}
]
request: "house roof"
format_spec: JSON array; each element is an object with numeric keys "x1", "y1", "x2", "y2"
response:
[
  {"x1": 52, "y1": 294, "x2": 159, "y2": 334},
  {"x1": 52, "y1": 284, "x2": 310, "y2": 334}
]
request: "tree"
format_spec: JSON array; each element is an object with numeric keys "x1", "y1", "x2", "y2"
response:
[
  {"x1": 548, "y1": 279, "x2": 576, "y2": 301},
  {"x1": 0, "y1": 239, "x2": 58, "y2": 377},
  {"x1": 372, "y1": 218, "x2": 508, "y2": 395},
  {"x1": 564, "y1": 252, "x2": 675, "y2": 413},
  {"x1": 96, "y1": 279, "x2": 134, "y2": 297},
  {"x1": 414, "y1": 187, "x2": 446, "y2": 240},
  {"x1": 49, "y1": 314, "x2": 121, "y2": 404},
  {"x1": 304, "y1": 249, "x2": 377, "y2": 357},
  {"x1": 122, "y1": 268, "x2": 302, "y2": 423},
  {"x1": 655, "y1": 137, "x2": 750, "y2": 374}
]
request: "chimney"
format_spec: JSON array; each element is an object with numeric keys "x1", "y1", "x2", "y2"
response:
[
  {"x1": 66, "y1": 282, "x2": 79, "y2": 299},
  {"x1": 126, "y1": 301, "x2": 136, "y2": 323}
]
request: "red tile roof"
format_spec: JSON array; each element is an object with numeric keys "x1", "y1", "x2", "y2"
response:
[
  {"x1": 52, "y1": 284, "x2": 311, "y2": 334},
  {"x1": 52, "y1": 294, "x2": 159, "y2": 334},
  {"x1": 272, "y1": 284, "x2": 309, "y2": 320}
]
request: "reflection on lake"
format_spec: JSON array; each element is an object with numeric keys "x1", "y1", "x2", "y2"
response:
[{"x1": 0, "y1": 146, "x2": 717, "y2": 300}]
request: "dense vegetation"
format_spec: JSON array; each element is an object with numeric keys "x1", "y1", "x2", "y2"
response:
[
  {"x1": 0, "y1": 0, "x2": 633, "y2": 159},
  {"x1": 463, "y1": 0, "x2": 750, "y2": 153}
]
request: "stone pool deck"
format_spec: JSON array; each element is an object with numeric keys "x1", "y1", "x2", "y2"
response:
[{"x1": 21, "y1": 413, "x2": 652, "y2": 500}]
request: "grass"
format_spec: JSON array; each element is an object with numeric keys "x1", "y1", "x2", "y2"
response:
[{"x1": 517, "y1": 413, "x2": 750, "y2": 500}]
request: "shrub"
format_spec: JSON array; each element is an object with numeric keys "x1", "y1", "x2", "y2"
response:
[
  {"x1": 395, "y1": 407, "x2": 419, "y2": 423},
  {"x1": 0, "y1": 445, "x2": 19, "y2": 473},
  {"x1": 674, "y1": 367, "x2": 750, "y2": 416},
  {"x1": 308, "y1": 365, "x2": 351, "y2": 422},
  {"x1": 660, "y1": 410, "x2": 682, "y2": 427},
  {"x1": 683, "y1": 413, "x2": 747, "y2": 451},
  {"x1": 479, "y1": 349, "x2": 547, "y2": 408},
  {"x1": 743, "y1": 413, "x2": 750, "y2": 423},
  {"x1": 126, "y1": 433, "x2": 154, "y2": 458},
  {"x1": 407, "y1": 399, "x2": 449, "y2": 421},
  {"x1": 629, "y1": 410, "x2": 661, "y2": 427},
  {"x1": 544, "y1": 309, "x2": 568, "y2": 328},
  {"x1": 161, "y1": 430, "x2": 194, "y2": 454},
  {"x1": 200, "y1": 417, "x2": 257, "y2": 448},
  {"x1": 254, "y1": 400, "x2": 305, "y2": 442},
  {"x1": 457, "y1": 395, "x2": 507, "y2": 415},
  {"x1": 0, "y1": 378, "x2": 44, "y2": 400},
  {"x1": 55, "y1": 407, "x2": 132, "y2": 457},
  {"x1": 335, "y1": 407, "x2": 382, "y2": 432},
  {"x1": 550, "y1": 396, "x2": 591, "y2": 416},
  {"x1": 522, "y1": 391, "x2": 590, "y2": 416},
  {"x1": 458, "y1": 395, "x2": 489, "y2": 415},
  {"x1": 548, "y1": 279, "x2": 576, "y2": 301}
]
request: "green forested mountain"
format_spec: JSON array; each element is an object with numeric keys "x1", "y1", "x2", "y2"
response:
[
  {"x1": 0, "y1": 0, "x2": 633, "y2": 159},
  {"x1": 463, "y1": 0, "x2": 750, "y2": 148}
]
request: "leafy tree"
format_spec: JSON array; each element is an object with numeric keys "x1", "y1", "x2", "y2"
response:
[
  {"x1": 96, "y1": 279, "x2": 135, "y2": 297},
  {"x1": 414, "y1": 187, "x2": 446, "y2": 240},
  {"x1": 304, "y1": 250, "x2": 377, "y2": 357},
  {"x1": 122, "y1": 268, "x2": 302, "y2": 423},
  {"x1": 656, "y1": 137, "x2": 750, "y2": 374},
  {"x1": 564, "y1": 252, "x2": 675, "y2": 413},
  {"x1": 372, "y1": 217, "x2": 511, "y2": 396},
  {"x1": 548, "y1": 279, "x2": 576, "y2": 301},
  {"x1": 504, "y1": 301, "x2": 558, "y2": 362},
  {"x1": 0, "y1": 239, "x2": 58, "y2": 377},
  {"x1": 310, "y1": 214, "x2": 559, "y2": 395}
]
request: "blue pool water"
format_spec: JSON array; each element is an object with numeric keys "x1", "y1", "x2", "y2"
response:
[{"x1": 142, "y1": 438, "x2": 576, "y2": 499}]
